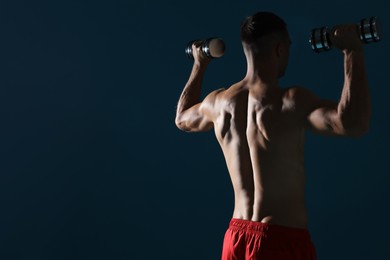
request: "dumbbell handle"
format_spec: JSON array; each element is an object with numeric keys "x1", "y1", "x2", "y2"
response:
[
  {"x1": 185, "y1": 38, "x2": 225, "y2": 59},
  {"x1": 310, "y1": 16, "x2": 382, "y2": 53}
]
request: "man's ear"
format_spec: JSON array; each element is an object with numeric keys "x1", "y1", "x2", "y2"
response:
[{"x1": 275, "y1": 42, "x2": 284, "y2": 57}]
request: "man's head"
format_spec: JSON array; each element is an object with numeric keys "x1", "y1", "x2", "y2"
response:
[{"x1": 240, "y1": 12, "x2": 291, "y2": 77}]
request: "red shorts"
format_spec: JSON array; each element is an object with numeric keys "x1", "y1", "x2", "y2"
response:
[{"x1": 221, "y1": 218, "x2": 316, "y2": 260}]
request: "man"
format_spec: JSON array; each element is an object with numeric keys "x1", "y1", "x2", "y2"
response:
[{"x1": 175, "y1": 12, "x2": 371, "y2": 260}]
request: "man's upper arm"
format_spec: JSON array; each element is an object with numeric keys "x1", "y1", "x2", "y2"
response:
[
  {"x1": 293, "y1": 87, "x2": 345, "y2": 136},
  {"x1": 175, "y1": 88, "x2": 224, "y2": 132}
]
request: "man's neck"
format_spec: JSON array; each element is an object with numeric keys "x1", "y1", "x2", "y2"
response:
[
  {"x1": 244, "y1": 61, "x2": 279, "y2": 89},
  {"x1": 244, "y1": 70, "x2": 279, "y2": 89}
]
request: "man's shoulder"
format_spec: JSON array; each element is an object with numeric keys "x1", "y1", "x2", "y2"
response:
[
  {"x1": 282, "y1": 85, "x2": 316, "y2": 103},
  {"x1": 204, "y1": 83, "x2": 249, "y2": 109},
  {"x1": 283, "y1": 85, "x2": 309, "y2": 96},
  {"x1": 210, "y1": 87, "x2": 226, "y2": 96},
  {"x1": 200, "y1": 88, "x2": 226, "y2": 111},
  {"x1": 204, "y1": 88, "x2": 226, "y2": 102},
  {"x1": 281, "y1": 85, "x2": 318, "y2": 115},
  {"x1": 206, "y1": 82, "x2": 244, "y2": 102}
]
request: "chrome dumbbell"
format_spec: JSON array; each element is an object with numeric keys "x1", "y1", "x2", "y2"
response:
[
  {"x1": 309, "y1": 16, "x2": 382, "y2": 53},
  {"x1": 185, "y1": 38, "x2": 225, "y2": 59}
]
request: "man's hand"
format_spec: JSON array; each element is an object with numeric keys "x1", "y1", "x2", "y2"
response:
[
  {"x1": 191, "y1": 41, "x2": 211, "y2": 66},
  {"x1": 331, "y1": 24, "x2": 363, "y2": 52}
]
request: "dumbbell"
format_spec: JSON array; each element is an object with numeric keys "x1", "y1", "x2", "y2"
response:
[
  {"x1": 185, "y1": 38, "x2": 225, "y2": 59},
  {"x1": 309, "y1": 16, "x2": 382, "y2": 53}
]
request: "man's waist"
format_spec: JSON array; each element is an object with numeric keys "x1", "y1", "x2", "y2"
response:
[{"x1": 232, "y1": 199, "x2": 308, "y2": 228}]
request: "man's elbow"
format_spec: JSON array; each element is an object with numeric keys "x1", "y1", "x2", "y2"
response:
[
  {"x1": 175, "y1": 117, "x2": 184, "y2": 130},
  {"x1": 175, "y1": 121, "x2": 186, "y2": 131},
  {"x1": 175, "y1": 116, "x2": 190, "y2": 132}
]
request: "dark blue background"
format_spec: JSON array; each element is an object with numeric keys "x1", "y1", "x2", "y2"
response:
[{"x1": 0, "y1": 0, "x2": 388, "y2": 259}]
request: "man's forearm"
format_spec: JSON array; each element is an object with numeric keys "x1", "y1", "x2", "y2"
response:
[
  {"x1": 176, "y1": 62, "x2": 208, "y2": 116},
  {"x1": 337, "y1": 49, "x2": 371, "y2": 131}
]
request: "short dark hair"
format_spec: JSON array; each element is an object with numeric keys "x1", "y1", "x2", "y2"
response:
[{"x1": 240, "y1": 12, "x2": 287, "y2": 45}]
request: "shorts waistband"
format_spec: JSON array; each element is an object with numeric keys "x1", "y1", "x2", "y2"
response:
[{"x1": 229, "y1": 218, "x2": 311, "y2": 240}]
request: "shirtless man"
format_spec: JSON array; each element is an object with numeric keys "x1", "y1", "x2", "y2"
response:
[{"x1": 175, "y1": 12, "x2": 371, "y2": 260}]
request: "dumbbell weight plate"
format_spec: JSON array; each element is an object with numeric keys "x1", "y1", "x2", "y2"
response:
[
  {"x1": 310, "y1": 26, "x2": 332, "y2": 53},
  {"x1": 359, "y1": 17, "x2": 382, "y2": 43}
]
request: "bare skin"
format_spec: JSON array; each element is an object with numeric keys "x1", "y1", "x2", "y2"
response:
[{"x1": 175, "y1": 25, "x2": 371, "y2": 229}]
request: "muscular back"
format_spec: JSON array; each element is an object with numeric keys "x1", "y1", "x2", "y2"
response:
[
  {"x1": 176, "y1": 24, "x2": 370, "y2": 229},
  {"x1": 212, "y1": 82, "x2": 308, "y2": 228}
]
